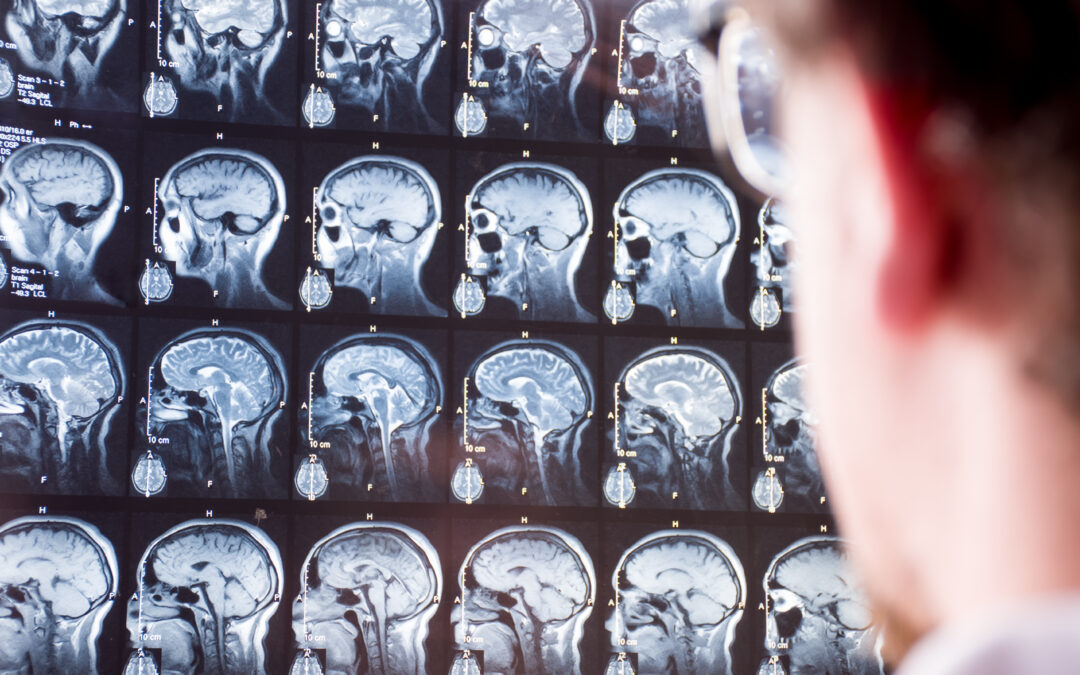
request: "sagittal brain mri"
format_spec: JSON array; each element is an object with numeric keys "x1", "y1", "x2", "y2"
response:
[
  {"x1": 144, "y1": 328, "x2": 285, "y2": 498},
  {"x1": 304, "y1": 335, "x2": 442, "y2": 501},
  {"x1": 606, "y1": 531, "x2": 745, "y2": 675},
  {"x1": 315, "y1": 156, "x2": 443, "y2": 316},
  {"x1": 454, "y1": 162, "x2": 595, "y2": 322},
  {"x1": 458, "y1": 340, "x2": 593, "y2": 505},
  {"x1": 611, "y1": 346, "x2": 740, "y2": 510},
  {"x1": 451, "y1": 526, "x2": 595, "y2": 675},
  {"x1": 4, "y1": 0, "x2": 128, "y2": 108},
  {"x1": 0, "y1": 516, "x2": 118, "y2": 675},
  {"x1": 311, "y1": 0, "x2": 444, "y2": 131},
  {"x1": 155, "y1": 148, "x2": 289, "y2": 309},
  {"x1": 759, "y1": 537, "x2": 884, "y2": 675},
  {"x1": 604, "y1": 168, "x2": 741, "y2": 327},
  {"x1": 0, "y1": 320, "x2": 124, "y2": 494},
  {"x1": 124, "y1": 520, "x2": 282, "y2": 675},
  {"x1": 605, "y1": 0, "x2": 708, "y2": 146},
  {"x1": 291, "y1": 523, "x2": 441, "y2": 675},
  {"x1": 750, "y1": 199, "x2": 795, "y2": 329},
  {"x1": 155, "y1": 0, "x2": 289, "y2": 122},
  {"x1": 0, "y1": 139, "x2": 124, "y2": 305},
  {"x1": 456, "y1": 0, "x2": 594, "y2": 137}
]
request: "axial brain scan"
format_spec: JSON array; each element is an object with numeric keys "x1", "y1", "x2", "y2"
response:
[
  {"x1": 157, "y1": 148, "x2": 289, "y2": 309},
  {"x1": 316, "y1": 156, "x2": 443, "y2": 315},
  {"x1": 0, "y1": 516, "x2": 118, "y2": 675},
  {"x1": 607, "y1": 531, "x2": 745, "y2": 675},
  {"x1": 606, "y1": 168, "x2": 741, "y2": 327},
  {"x1": 452, "y1": 526, "x2": 595, "y2": 675},
  {"x1": 292, "y1": 523, "x2": 441, "y2": 675},
  {"x1": 760, "y1": 537, "x2": 884, "y2": 675},
  {"x1": 0, "y1": 320, "x2": 124, "y2": 494},
  {"x1": 462, "y1": 340, "x2": 593, "y2": 505},
  {"x1": 126, "y1": 520, "x2": 283, "y2": 675},
  {"x1": 456, "y1": 162, "x2": 595, "y2": 321},
  {"x1": 0, "y1": 139, "x2": 124, "y2": 305},
  {"x1": 615, "y1": 346, "x2": 741, "y2": 510},
  {"x1": 306, "y1": 335, "x2": 442, "y2": 501},
  {"x1": 147, "y1": 328, "x2": 285, "y2": 498}
]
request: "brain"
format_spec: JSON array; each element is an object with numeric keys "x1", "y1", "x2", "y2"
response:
[
  {"x1": 180, "y1": 0, "x2": 278, "y2": 35},
  {"x1": 624, "y1": 351, "x2": 735, "y2": 437},
  {"x1": 474, "y1": 345, "x2": 588, "y2": 433},
  {"x1": 481, "y1": 0, "x2": 588, "y2": 66},
  {"x1": 622, "y1": 535, "x2": 740, "y2": 625},
  {"x1": 623, "y1": 171, "x2": 734, "y2": 243},
  {"x1": 8, "y1": 143, "x2": 114, "y2": 221},
  {"x1": 312, "y1": 527, "x2": 436, "y2": 619},
  {"x1": 470, "y1": 530, "x2": 591, "y2": 623},
  {"x1": 322, "y1": 340, "x2": 437, "y2": 428},
  {"x1": 324, "y1": 161, "x2": 435, "y2": 230},
  {"x1": 37, "y1": 0, "x2": 115, "y2": 18},
  {"x1": 629, "y1": 0, "x2": 698, "y2": 59},
  {"x1": 329, "y1": 0, "x2": 435, "y2": 57},
  {"x1": 0, "y1": 323, "x2": 118, "y2": 418},
  {"x1": 171, "y1": 154, "x2": 278, "y2": 232},
  {"x1": 474, "y1": 166, "x2": 588, "y2": 238},
  {"x1": 149, "y1": 523, "x2": 278, "y2": 620},
  {"x1": 771, "y1": 540, "x2": 863, "y2": 615},
  {"x1": 771, "y1": 363, "x2": 807, "y2": 410},
  {"x1": 160, "y1": 333, "x2": 279, "y2": 420},
  {"x1": 0, "y1": 518, "x2": 113, "y2": 619}
]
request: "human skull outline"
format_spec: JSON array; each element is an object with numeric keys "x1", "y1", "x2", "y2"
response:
[
  {"x1": 452, "y1": 525, "x2": 596, "y2": 675},
  {"x1": 293, "y1": 522, "x2": 442, "y2": 675},
  {"x1": 157, "y1": 147, "x2": 289, "y2": 309},
  {"x1": 316, "y1": 156, "x2": 443, "y2": 316},
  {"x1": 126, "y1": 519, "x2": 283, "y2": 675},
  {"x1": 0, "y1": 138, "x2": 124, "y2": 305},
  {"x1": 607, "y1": 530, "x2": 745, "y2": 675},
  {"x1": 612, "y1": 168, "x2": 741, "y2": 327},
  {"x1": 0, "y1": 515, "x2": 119, "y2": 674},
  {"x1": 464, "y1": 162, "x2": 595, "y2": 321}
]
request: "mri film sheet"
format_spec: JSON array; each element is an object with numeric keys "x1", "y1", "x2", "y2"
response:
[
  {"x1": 0, "y1": 310, "x2": 131, "y2": 496},
  {"x1": 132, "y1": 317, "x2": 291, "y2": 499},
  {"x1": 298, "y1": 141, "x2": 450, "y2": 316},
  {"x1": 451, "y1": 330, "x2": 599, "y2": 507},
  {"x1": 0, "y1": 123, "x2": 137, "y2": 306},
  {"x1": 288, "y1": 515, "x2": 449, "y2": 675},
  {"x1": 601, "y1": 158, "x2": 746, "y2": 328},
  {"x1": 452, "y1": 151, "x2": 601, "y2": 323},
  {"x1": 603, "y1": 336, "x2": 748, "y2": 511},
  {"x1": 0, "y1": 0, "x2": 139, "y2": 112},
  {"x1": 140, "y1": 0, "x2": 298, "y2": 124},
  {"x1": 295, "y1": 324, "x2": 448, "y2": 502},
  {"x1": 299, "y1": 0, "x2": 450, "y2": 132},
  {"x1": 138, "y1": 132, "x2": 295, "y2": 311},
  {"x1": 451, "y1": 0, "x2": 600, "y2": 140}
]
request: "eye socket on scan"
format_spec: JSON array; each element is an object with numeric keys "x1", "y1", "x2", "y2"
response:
[
  {"x1": 471, "y1": 207, "x2": 498, "y2": 231},
  {"x1": 770, "y1": 589, "x2": 800, "y2": 613},
  {"x1": 325, "y1": 19, "x2": 344, "y2": 39}
]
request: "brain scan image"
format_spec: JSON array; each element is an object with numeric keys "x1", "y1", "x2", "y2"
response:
[
  {"x1": 151, "y1": 0, "x2": 291, "y2": 123},
  {"x1": 607, "y1": 531, "x2": 745, "y2": 675},
  {"x1": 455, "y1": 0, "x2": 595, "y2": 138},
  {"x1": 156, "y1": 148, "x2": 290, "y2": 310},
  {"x1": 455, "y1": 162, "x2": 596, "y2": 322},
  {"x1": 460, "y1": 340, "x2": 594, "y2": 506},
  {"x1": 291, "y1": 523, "x2": 441, "y2": 675},
  {"x1": 452, "y1": 526, "x2": 595, "y2": 675},
  {"x1": 0, "y1": 139, "x2": 125, "y2": 305},
  {"x1": 759, "y1": 537, "x2": 884, "y2": 675},
  {"x1": 3, "y1": 0, "x2": 132, "y2": 110},
  {"x1": 304, "y1": 335, "x2": 443, "y2": 501},
  {"x1": 315, "y1": 156, "x2": 444, "y2": 316},
  {"x1": 605, "y1": 0, "x2": 708, "y2": 146},
  {"x1": 144, "y1": 328, "x2": 286, "y2": 498},
  {"x1": 0, "y1": 516, "x2": 118, "y2": 674},
  {"x1": 750, "y1": 198, "x2": 795, "y2": 329},
  {"x1": 308, "y1": 0, "x2": 445, "y2": 132},
  {"x1": 613, "y1": 346, "x2": 741, "y2": 510},
  {"x1": 0, "y1": 320, "x2": 124, "y2": 495},
  {"x1": 605, "y1": 168, "x2": 742, "y2": 328},
  {"x1": 125, "y1": 520, "x2": 282, "y2": 675}
]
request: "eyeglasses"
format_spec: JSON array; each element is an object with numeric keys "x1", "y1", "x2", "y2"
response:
[{"x1": 694, "y1": 2, "x2": 789, "y2": 198}]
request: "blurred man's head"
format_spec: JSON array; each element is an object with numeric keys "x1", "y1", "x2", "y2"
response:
[{"x1": 721, "y1": 0, "x2": 1080, "y2": 663}]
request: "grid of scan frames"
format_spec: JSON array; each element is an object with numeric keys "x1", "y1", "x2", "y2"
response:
[{"x1": 0, "y1": 0, "x2": 870, "y2": 673}]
